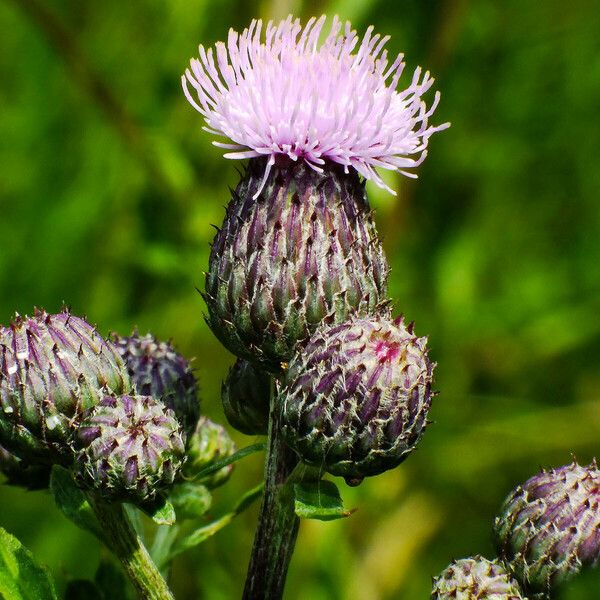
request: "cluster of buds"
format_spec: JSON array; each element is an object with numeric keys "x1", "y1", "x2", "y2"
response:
[
  {"x1": 0, "y1": 308, "x2": 236, "y2": 511},
  {"x1": 433, "y1": 460, "x2": 600, "y2": 598},
  {"x1": 0, "y1": 309, "x2": 131, "y2": 465},
  {"x1": 495, "y1": 461, "x2": 600, "y2": 597},
  {"x1": 183, "y1": 14, "x2": 448, "y2": 483}
]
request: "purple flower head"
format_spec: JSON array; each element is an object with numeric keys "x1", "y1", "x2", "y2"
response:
[{"x1": 182, "y1": 15, "x2": 449, "y2": 197}]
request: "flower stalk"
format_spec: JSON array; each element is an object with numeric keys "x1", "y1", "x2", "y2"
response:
[
  {"x1": 89, "y1": 496, "x2": 175, "y2": 600},
  {"x1": 243, "y1": 382, "x2": 300, "y2": 600}
]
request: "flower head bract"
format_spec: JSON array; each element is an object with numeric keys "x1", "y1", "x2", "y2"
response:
[{"x1": 182, "y1": 15, "x2": 449, "y2": 196}]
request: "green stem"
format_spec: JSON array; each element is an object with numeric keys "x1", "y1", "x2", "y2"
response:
[
  {"x1": 242, "y1": 383, "x2": 300, "y2": 600},
  {"x1": 89, "y1": 497, "x2": 175, "y2": 600}
]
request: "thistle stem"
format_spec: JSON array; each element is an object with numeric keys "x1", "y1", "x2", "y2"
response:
[
  {"x1": 243, "y1": 382, "x2": 300, "y2": 599},
  {"x1": 89, "y1": 497, "x2": 175, "y2": 600}
]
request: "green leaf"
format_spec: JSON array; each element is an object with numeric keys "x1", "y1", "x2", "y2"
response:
[
  {"x1": 293, "y1": 481, "x2": 353, "y2": 521},
  {"x1": 165, "y1": 483, "x2": 263, "y2": 564},
  {"x1": 169, "y1": 482, "x2": 212, "y2": 520},
  {"x1": 49, "y1": 466, "x2": 106, "y2": 543},
  {"x1": 0, "y1": 527, "x2": 58, "y2": 600}
]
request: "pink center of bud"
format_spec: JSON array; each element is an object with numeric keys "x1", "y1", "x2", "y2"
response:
[{"x1": 373, "y1": 340, "x2": 401, "y2": 363}]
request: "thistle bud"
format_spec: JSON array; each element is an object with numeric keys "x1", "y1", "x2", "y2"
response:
[
  {"x1": 184, "y1": 417, "x2": 236, "y2": 489},
  {"x1": 494, "y1": 461, "x2": 600, "y2": 597},
  {"x1": 111, "y1": 332, "x2": 199, "y2": 439},
  {"x1": 222, "y1": 359, "x2": 271, "y2": 436},
  {"x1": 431, "y1": 556, "x2": 527, "y2": 599},
  {"x1": 205, "y1": 159, "x2": 389, "y2": 372},
  {"x1": 0, "y1": 309, "x2": 131, "y2": 463},
  {"x1": 74, "y1": 394, "x2": 185, "y2": 505},
  {"x1": 280, "y1": 314, "x2": 434, "y2": 484},
  {"x1": 0, "y1": 444, "x2": 51, "y2": 490}
]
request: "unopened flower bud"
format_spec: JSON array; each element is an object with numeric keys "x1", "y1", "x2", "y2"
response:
[
  {"x1": 281, "y1": 314, "x2": 434, "y2": 484},
  {"x1": 74, "y1": 394, "x2": 185, "y2": 505},
  {"x1": 0, "y1": 309, "x2": 131, "y2": 463},
  {"x1": 184, "y1": 417, "x2": 236, "y2": 489},
  {"x1": 494, "y1": 461, "x2": 600, "y2": 597},
  {"x1": 222, "y1": 359, "x2": 271, "y2": 435},
  {"x1": 205, "y1": 159, "x2": 389, "y2": 372},
  {"x1": 112, "y1": 332, "x2": 199, "y2": 439},
  {"x1": 431, "y1": 556, "x2": 527, "y2": 599}
]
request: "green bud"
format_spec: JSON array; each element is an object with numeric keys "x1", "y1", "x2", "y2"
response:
[
  {"x1": 184, "y1": 417, "x2": 236, "y2": 489},
  {"x1": 222, "y1": 359, "x2": 271, "y2": 436}
]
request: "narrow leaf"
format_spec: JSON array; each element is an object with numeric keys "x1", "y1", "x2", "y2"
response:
[
  {"x1": 293, "y1": 480, "x2": 353, "y2": 521},
  {"x1": 0, "y1": 527, "x2": 58, "y2": 600},
  {"x1": 190, "y1": 442, "x2": 266, "y2": 481}
]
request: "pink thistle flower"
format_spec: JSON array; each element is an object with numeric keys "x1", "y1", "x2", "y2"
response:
[{"x1": 182, "y1": 15, "x2": 449, "y2": 197}]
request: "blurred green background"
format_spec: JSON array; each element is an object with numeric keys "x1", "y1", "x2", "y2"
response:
[{"x1": 1, "y1": 0, "x2": 599, "y2": 597}]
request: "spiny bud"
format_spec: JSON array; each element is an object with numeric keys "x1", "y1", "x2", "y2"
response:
[
  {"x1": 222, "y1": 359, "x2": 271, "y2": 436},
  {"x1": 111, "y1": 331, "x2": 200, "y2": 439},
  {"x1": 431, "y1": 556, "x2": 527, "y2": 599},
  {"x1": 0, "y1": 309, "x2": 131, "y2": 463},
  {"x1": 280, "y1": 314, "x2": 434, "y2": 484},
  {"x1": 74, "y1": 394, "x2": 185, "y2": 505},
  {"x1": 205, "y1": 158, "x2": 389, "y2": 372},
  {"x1": 184, "y1": 417, "x2": 236, "y2": 489},
  {"x1": 494, "y1": 461, "x2": 600, "y2": 597},
  {"x1": 0, "y1": 444, "x2": 51, "y2": 490}
]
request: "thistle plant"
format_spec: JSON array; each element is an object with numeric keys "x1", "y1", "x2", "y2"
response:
[
  {"x1": 183, "y1": 14, "x2": 448, "y2": 599},
  {"x1": 0, "y1": 13, "x2": 451, "y2": 600}
]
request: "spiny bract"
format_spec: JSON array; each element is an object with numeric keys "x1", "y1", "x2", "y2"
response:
[
  {"x1": 280, "y1": 313, "x2": 434, "y2": 484},
  {"x1": 494, "y1": 461, "x2": 600, "y2": 598},
  {"x1": 74, "y1": 394, "x2": 185, "y2": 505},
  {"x1": 112, "y1": 331, "x2": 199, "y2": 439},
  {"x1": 184, "y1": 416, "x2": 236, "y2": 489},
  {"x1": 222, "y1": 358, "x2": 271, "y2": 436},
  {"x1": 205, "y1": 158, "x2": 389, "y2": 371},
  {"x1": 0, "y1": 309, "x2": 131, "y2": 463},
  {"x1": 431, "y1": 556, "x2": 527, "y2": 599}
]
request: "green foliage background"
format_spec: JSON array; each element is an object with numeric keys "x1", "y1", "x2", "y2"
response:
[{"x1": 1, "y1": 0, "x2": 599, "y2": 597}]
